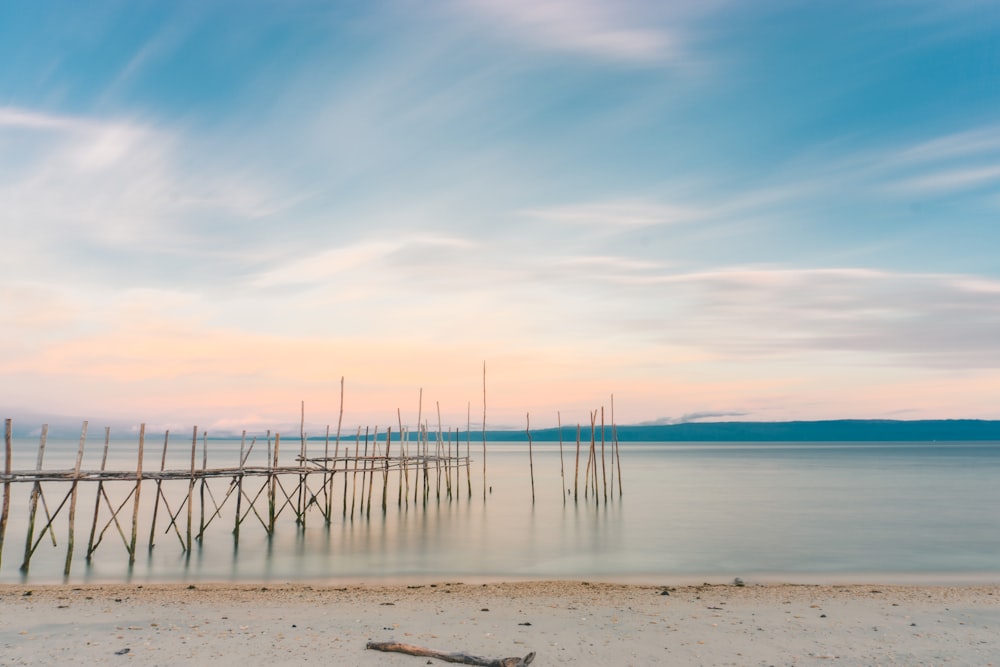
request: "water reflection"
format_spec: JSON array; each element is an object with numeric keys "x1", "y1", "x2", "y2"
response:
[{"x1": 3, "y1": 439, "x2": 1000, "y2": 583}]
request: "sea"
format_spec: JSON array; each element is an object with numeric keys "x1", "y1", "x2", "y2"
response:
[{"x1": 2, "y1": 436, "x2": 999, "y2": 585}]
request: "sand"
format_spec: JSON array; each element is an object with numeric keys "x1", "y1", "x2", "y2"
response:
[{"x1": 1, "y1": 581, "x2": 998, "y2": 666}]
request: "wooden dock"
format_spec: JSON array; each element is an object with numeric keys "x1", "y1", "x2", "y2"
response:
[{"x1": 1, "y1": 418, "x2": 477, "y2": 577}]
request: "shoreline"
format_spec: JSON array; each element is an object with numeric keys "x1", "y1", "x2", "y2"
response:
[{"x1": 2, "y1": 580, "x2": 997, "y2": 665}]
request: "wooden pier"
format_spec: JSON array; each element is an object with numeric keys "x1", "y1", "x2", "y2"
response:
[
  {"x1": 1, "y1": 385, "x2": 624, "y2": 580},
  {"x1": 0, "y1": 418, "x2": 477, "y2": 577}
]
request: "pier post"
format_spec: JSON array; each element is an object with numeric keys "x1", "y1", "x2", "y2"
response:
[
  {"x1": 186, "y1": 426, "x2": 197, "y2": 552},
  {"x1": 129, "y1": 424, "x2": 144, "y2": 562},
  {"x1": 574, "y1": 424, "x2": 581, "y2": 503},
  {"x1": 64, "y1": 421, "x2": 88, "y2": 577},
  {"x1": 20, "y1": 424, "x2": 50, "y2": 573},
  {"x1": 600, "y1": 407, "x2": 607, "y2": 503},
  {"x1": 0, "y1": 419, "x2": 11, "y2": 570},
  {"x1": 269, "y1": 433, "x2": 279, "y2": 534},
  {"x1": 148, "y1": 430, "x2": 169, "y2": 550},
  {"x1": 526, "y1": 413, "x2": 535, "y2": 503},
  {"x1": 199, "y1": 431, "x2": 207, "y2": 541},
  {"x1": 86, "y1": 427, "x2": 112, "y2": 561},
  {"x1": 297, "y1": 401, "x2": 305, "y2": 527},
  {"x1": 558, "y1": 412, "x2": 565, "y2": 502},
  {"x1": 382, "y1": 427, "x2": 391, "y2": 515},
  {"x1": 234, "y1": 431, "x2": 246, "y2": 541}
]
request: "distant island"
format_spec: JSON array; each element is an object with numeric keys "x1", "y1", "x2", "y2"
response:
[
  {"x1": 488, "y1": 419, "x2": 1000, "y2": 442},
  {"x1": 5, "y1": 417, "x2": 1000, "y2": 442}
]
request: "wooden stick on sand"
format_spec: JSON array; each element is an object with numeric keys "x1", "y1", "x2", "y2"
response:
[{"x1": 367, "y1": 641, "x2": 535, "y2": 667}]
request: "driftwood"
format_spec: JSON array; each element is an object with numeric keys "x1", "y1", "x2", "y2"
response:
[{"x1": 366, "y1": 641, "x2": 535, "y2": 667}]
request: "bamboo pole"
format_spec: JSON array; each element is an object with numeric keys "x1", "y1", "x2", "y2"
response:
[
  {"x1": 350, "y1": 429, "x2": 360, "y2": 519},
  {"x1": 558, "y1": 412, "x2": 565, "y2": 501},
  {"x1": 20, "y1": 424, "x2": 50, "y2": 573},
  {"x1": 397, "y1": 409, "x2": 405, "y2": 508},
  {"x1": 148, "y1": 430, "x2": 169, "y2": 549},
  {"x1": 365, "y1": 427, "x2": 375, "y2": 519},
  {"x1": 332, "y1": 376, "x2": 344, "y2": 520},
  {"x1": 583, "y1": 414, "x2": 593, "y2": 500},
  {"x1": 526, "y1": 413, "x2": 535, "y2": 504},
  {"x1": 415, "y1": 389, "x2": 423, "y2": 505},
  {"x1": 382, "y1": 427, "x2": 391, "y2": 514},
  {"x1": 590, "y1": 412, "x2": 599, "y2": 502},
  {"x1": 63, "y1": 421, "x2": 88, "y2": 577},
  {"x1": 129, "y1": 424, "x2": 144, "y2": 562},
  {"x1": 199, "y1": 430, "x2": 207, "y2": 541},
  {"x1": 436, "y1": 402, "x2": 444, "y2": 501},
  {"x1": 269, "y1": 433, "x2": 280, "y2": 534},
  {"x1": 234, "y1": 431, "x2": 246, "y2": 540},
  {"x1": 612, "y1": 395, "x2": 622, "y2": 497},
  {"x1": 466, "y1": 402, "x2": 472, "y2": 498},
  {"x1": 86, "y1": 426, "x2": 112, "y2": 561},
  {"x1": 482, "y1": 361, "x2": 487, "y2": 500},
  {"x1": 322, "y1": 424, "x2": 330, "y2": 522},
  {"x1": 600, "y1": 406, "x2": 608, "y2": 503},
  {"x1": 298, "y1": 400, "x2": 306, "y2": 526},
  {"x1": 452, "y1": 427, "x2": 459, "y2": 498},
  {"x1": 187, "y1": 426, "x2": 197, "y2": 551},
  {"x1": 574, "y1": 424, "x2": 581, "y2": 502},
  {"x1": 422, "y1": 422, "x2": 430, "y2": 504},
  {"x1": 0, "y1": 419, "x2": 11, "y2": 570},
  {"x1": 360, "y1": 427, "x2": 370, "y2": 516}
]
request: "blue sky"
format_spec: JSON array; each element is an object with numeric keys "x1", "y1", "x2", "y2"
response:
[{"x1": 1, "y1": 1, "x2": 998, "y2": 433}]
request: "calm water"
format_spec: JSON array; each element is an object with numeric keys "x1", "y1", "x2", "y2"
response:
[{"x1": 2, "y1": 437, "x2": 999, "y2": 584}]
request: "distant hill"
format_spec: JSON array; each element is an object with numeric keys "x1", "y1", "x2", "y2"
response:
[
  {"x1": 487, "y1": 419, "x2": 1000, "y2": 442},
  {"x1": 5, "y1": 415, "x2": 999, "y2": 442}
]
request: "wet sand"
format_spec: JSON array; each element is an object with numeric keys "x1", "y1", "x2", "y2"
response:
[{"x1": 1, "y1": 581, "x2": 998, "y2": 665}]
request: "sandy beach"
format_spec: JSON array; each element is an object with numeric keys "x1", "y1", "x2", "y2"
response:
[{"x1": 1, "y1": 580, "x2": 997, "y2": 665}]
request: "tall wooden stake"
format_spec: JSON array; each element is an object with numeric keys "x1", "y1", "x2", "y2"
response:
[
  {"x1": 574, "y1": 424, "x2": 581, "y2": 502},
  {"x1": 365, "y1": 427, "x2": 375, "y2": 518},
  {"x1": 269, "y1": 433, "x2": 280, "y2": 534},
  {"x1": 64, "y1": 421, "x2": 87, "y2": 577},
  {"x1": 0, "y1": 419, "x2": 11, "y2": 570},
  {"x1": 187, "y1": 426, "x2": 197, "y2": 552},
  {"x1": 526, "y1": 413, "x2": 535, "y2": 504},
  {"x1": 148, "y1": 430, "x2": 169, "y2": 549},
  {"x1": 149, "y1": 429, "x2": 170, "y2": 551},
  {"x1": 612, "y1": 394, "x2": 622, "y2": 497},
  {"x1": 298, "y1": 400, "x2": 306, "y2": 526},
  {"x1": 199, "y1": 430, "x2": 207, "y2": 541},
  {"x1": 558, "y1": 412, "x2": 565, "y2": 502},
  {"x1": 482, "y1": 361, "x2": 487, "y2": 500},
  {"x1": 350, "y1": 430, "x2": 360, "y2": 519},
  {"x1": 600, "y1": 406, "x2": 608, "y2": 503},
  {"x1": 322, "y1": 424, "x2": 330, "y2": 522},
  {"x1": 584, "y1": 413, "x2": 594, "y2": 500},
  {"x1": 332, "y1": 376, "x2": 344, "y2": 519},
  {"x1": 234, "y1": 431, "x2": 245, "y2": 541},
  {"x1": 130, "y1": 424, "x2": 144, "y2": 562},
  {"x1": 397, "y1": 409, "x2": 405, "y2": 508},
  {"x1": 382, "y1": 427, "x2": 391, "y2": 514},
  {"x1": 86, "y1": 427, "x2": 112, "y2": 561},
  {"x1": 20, "y1": 424, "x2": 50, "y2": 573},
  {"x1": 466, "y1": 402, "x2": 472, "y2": 498}
]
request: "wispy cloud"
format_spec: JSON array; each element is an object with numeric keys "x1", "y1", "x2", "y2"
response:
[
  {"x1": 892, "y1": 164, "x2": 1000, "y2": 193},
  {"x1": 891, "y1": 125, "x2": 1000, "y2": 165},
  {"x1": 250, "y1": 236, "x2": 478, "y2": 289},
  {"x1": 460, "y1": 0, "x2": 716, "y2": 64},
  {"x1": 634, "y1": 268, "x2": 1000, "y2": 369},
  {"x1": 0, "y1": 106, "x2": 298, "y2": 289},
  {"x1": 522, "y1": 199, "x2": 706, "y2": 227}
]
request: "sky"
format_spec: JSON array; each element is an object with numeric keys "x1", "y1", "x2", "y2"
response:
[{"x1": 1, "y1": 0, "x2": 999, "y2": 436}]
